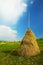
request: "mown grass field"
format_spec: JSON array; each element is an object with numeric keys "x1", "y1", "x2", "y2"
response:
[{"x1": 0, "y1": 39, "x2": 43, "y2": 65}]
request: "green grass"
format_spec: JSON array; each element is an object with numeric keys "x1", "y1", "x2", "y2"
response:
[{"x1": 0, "y1": 39, "x2": 43, "y2": 65}]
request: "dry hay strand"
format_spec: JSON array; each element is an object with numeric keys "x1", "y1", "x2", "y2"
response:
[{"x1": 19, "y1": 29, "x2": 40, "y2": 56}]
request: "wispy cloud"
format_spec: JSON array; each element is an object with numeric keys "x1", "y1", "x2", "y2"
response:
[
  {"x1": 0, "y1": 25, "x2": 18, "y2": 41},
  {"x1": 0, "y1": 0, "x2": 27, "y2": 25},
  {"x1": 30, "y1": 0, "x2": 34, "y2": 4}
]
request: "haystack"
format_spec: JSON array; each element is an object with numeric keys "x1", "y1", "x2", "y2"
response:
[{"x1": 19, "y1": 29, "x2": 40, "y2": 56}]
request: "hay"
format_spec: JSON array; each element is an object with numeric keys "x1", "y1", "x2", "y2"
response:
[{"x1": 19, "y1": 29, "x2": 40, "y2": 56}]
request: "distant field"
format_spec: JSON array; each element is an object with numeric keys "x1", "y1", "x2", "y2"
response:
[{"x1": 0, "y1": 39, "x2": 43, "y2": 65}]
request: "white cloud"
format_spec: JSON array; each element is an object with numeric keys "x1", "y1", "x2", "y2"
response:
[
  {"x1": 0, "y1": 25, "x2": 18, "y2": 41},
  {"x1": 0, "y1": 0, "x2": 27, "y2": 25},
  {"x1": 30, "y1": 1, "x2": 34, "y2": 4}
]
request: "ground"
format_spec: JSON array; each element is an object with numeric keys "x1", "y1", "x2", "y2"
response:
[{"x1": 0, "y1": 38, "x2": 43, "y2": 65}]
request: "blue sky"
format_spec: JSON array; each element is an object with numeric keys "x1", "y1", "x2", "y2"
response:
[
  {"x1": 30, "y1": 0, "x2": 43, "y2": 38},
  {"x1": 0, "y1": 0, "x2": 43, "y2": 41}
]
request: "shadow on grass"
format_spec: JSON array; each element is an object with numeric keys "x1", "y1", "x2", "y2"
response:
[
  {"x1": 2, "y1": 50, "x2": 19, "y2": 56},
  {"x1": 11, "y1": 50, "x2": 19, "y2": 56}
]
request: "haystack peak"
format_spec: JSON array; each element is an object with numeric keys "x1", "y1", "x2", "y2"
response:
[{"x1": 26, "y1": 29, "x2": 32, "y2": 34}]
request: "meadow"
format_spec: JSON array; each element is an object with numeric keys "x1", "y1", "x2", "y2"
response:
[{"x1": 0, "y1": 38, "x2": 43, "y2": 65}]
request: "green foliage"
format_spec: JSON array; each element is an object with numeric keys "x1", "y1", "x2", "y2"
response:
[{"x1": 0, "y1": 39, "x2": 43, "y2": 65}]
